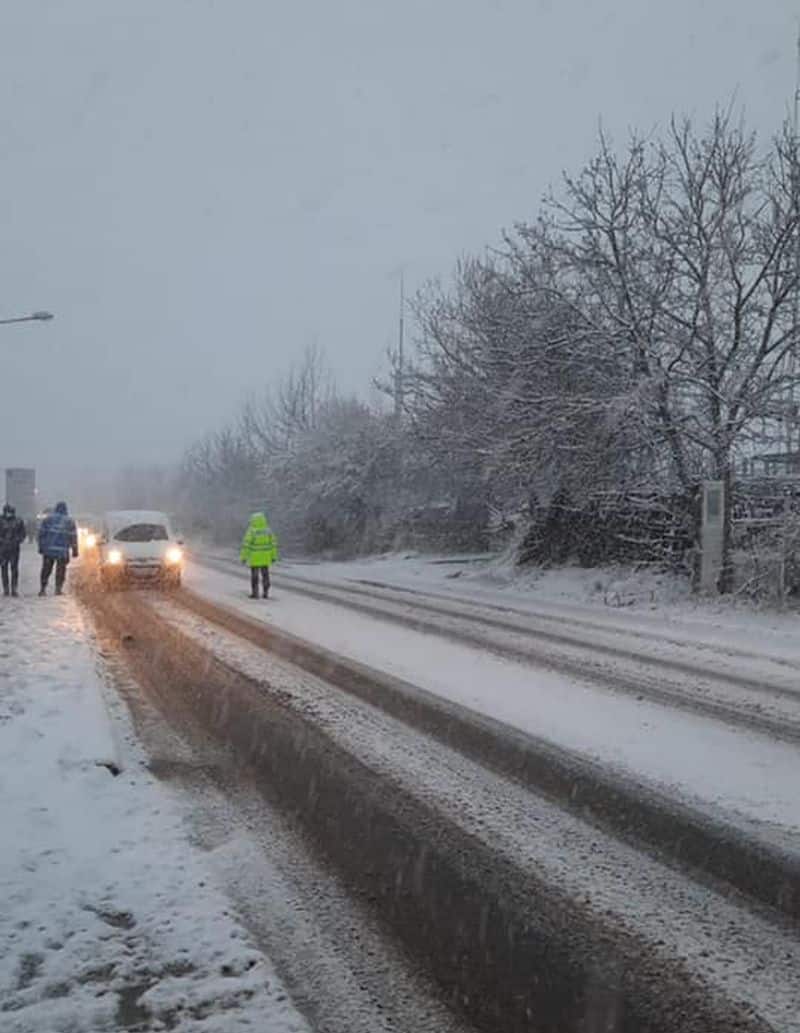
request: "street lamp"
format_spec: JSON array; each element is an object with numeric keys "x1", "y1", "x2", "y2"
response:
[{"x1": 0, "y1": 311, "x2": 54, "y2": 325}]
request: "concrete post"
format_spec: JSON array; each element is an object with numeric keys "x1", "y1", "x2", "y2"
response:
[{"x1": 700, "y1": 480, "x2": 725, "y2": 592}]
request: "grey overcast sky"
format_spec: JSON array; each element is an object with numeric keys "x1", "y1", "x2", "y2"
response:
[{"x1": 0, "y1": 0, "x2": 797, "y2": 497}]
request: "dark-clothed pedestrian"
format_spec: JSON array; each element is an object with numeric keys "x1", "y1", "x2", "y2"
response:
[
  {"x1": 38, "y1": 501, "x2": 78, "y2": 596},
  {"x1": 0, "y1": 504, "x2": 27, "y2": 597},
  {"x1": 240, "y1": 512, "x2": 278, "y2": 598}
]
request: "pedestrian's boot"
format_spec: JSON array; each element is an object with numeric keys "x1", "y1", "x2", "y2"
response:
[
  {"x1": 55, "y1": 588, "x2": 63, "y2": 596},
  {"x1": 11, "y1": 589, "x2": 18, "y2": 598},
  {"x1": 38, "y1": 588, "x2": 46, "y2": 597},
  {"x1": 249, "y1": 591, "x2": 259, "y2": 599}
]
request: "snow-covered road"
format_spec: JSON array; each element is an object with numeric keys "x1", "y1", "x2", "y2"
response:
[
  {"x1": 144, "y1": 599, "x2": 800, "y2": 1033},
  {"x1": 187, "y1": 558, "x2": 800, "y2": 850},
  {"x1": 7, "y1": 548, "x2": 800, "y2": 1032},
  {"x1": 0, "y1": 568, "x2": 309, "y2": 1033},
  {"x1": 269, "y1": 552, "x2": 800, "y2": 662},
  {"x1": 74, "y1": 576, "x2": 800, "y2": 1033}
]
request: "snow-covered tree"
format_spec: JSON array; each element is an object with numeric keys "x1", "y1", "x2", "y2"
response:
[{"x1": 517, "y1": 111, "x2": 800, "y2": 586}]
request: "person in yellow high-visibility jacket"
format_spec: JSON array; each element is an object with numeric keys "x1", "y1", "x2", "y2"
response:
[{"x1": 240, "y1": 512, "x2": 278, "y2": 598}]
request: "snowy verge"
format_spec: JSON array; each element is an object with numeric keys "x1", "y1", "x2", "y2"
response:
[{"x1": 0, "y1": 572, "x2": 308, "y2": 1033}]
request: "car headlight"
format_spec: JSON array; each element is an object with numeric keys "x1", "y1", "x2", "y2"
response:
[
  {"x1": 165, "y1": 546, "x2": 183, "y2": 565},
  {"x1": 108, "y1": 548, "x2": 123, "y2": 566},
  {"x1": 85, "y1": 533, "x2": 97, "y2": 548}
]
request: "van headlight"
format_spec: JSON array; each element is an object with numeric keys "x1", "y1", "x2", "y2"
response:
[
  {"x1": 108, "y1": 548, "x2": 123, "y2": 566},
  {"x1": 165, "y1": 546, "x2": 183, "y2": 565}
]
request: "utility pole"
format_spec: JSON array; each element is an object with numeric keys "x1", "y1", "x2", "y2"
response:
[
  {"x1": 788, "y1": 21, "x2": 800, "y2": 458},
  {"x1": 394, "y1": 271, "x2": 405, "y2": 417}
]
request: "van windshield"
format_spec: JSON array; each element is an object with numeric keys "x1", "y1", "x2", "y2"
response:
[{"x1": 114, "y1": 523, "x2": 168, "y2": 543}]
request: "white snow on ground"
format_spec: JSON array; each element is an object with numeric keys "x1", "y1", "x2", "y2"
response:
[
  {"x1": 0, "y1": 563, "x2": 309, "y2": 1033},
  {"x1": 143, "y1": 603, "x2": 800, "y2": 1033},
  {"x1": 187, "y1": 560, "x2": 800, "y2": 845},
  {"x1": 277, "y1": 551, "x2": 800, "y2": 664}
]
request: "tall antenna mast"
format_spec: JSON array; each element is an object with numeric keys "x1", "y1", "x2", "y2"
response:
[
  {"x1": 395, "y1": 270, "x2": 405, "y2": 417},
  {"x1": 795, "y1": 19, "x2": 800, "y2": 139},
  {"x1": 789, "y1": 20, "x2": 800, "y2": 457}
]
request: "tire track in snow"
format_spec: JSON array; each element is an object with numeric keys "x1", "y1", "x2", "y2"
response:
[
  {"x1": 199, "y1": 556, "x2": 800, "y2": 745},
  {"x1": 82, "y1": 584, "x2": 799, "y2": 1033}
]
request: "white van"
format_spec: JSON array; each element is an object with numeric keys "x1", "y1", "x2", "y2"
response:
[{"x1": 97, "y1": 510, "x2": 184, "y2": 589}]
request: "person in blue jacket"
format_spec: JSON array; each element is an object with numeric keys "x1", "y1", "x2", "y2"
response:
[{"x1": 38, "y1": 501, "x2": 78, "y2": 596}]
